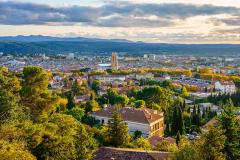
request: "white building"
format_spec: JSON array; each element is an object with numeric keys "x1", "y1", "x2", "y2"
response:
[
  {"x1": 91, "y1": 107, "x2": 164, "y2": 137},
  {"x1": 66, "y1": 53, "x2": 74, "y2": 59},
  {"x1": 95, "y1": 75, "x2": 126, "y2": 84},
  {"x1": 215, "y1": 81, "x2": 236, "y2": 94},
  {"x1": 135, "y1": 73, "x2": 154, "y2": 80}
]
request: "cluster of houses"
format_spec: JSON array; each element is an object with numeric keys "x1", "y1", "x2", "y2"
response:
[{"x1": 50, "y1": 71, "x2": 237, "y2": 105}]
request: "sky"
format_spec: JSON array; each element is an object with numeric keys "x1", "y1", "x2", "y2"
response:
[{"x1": 0, "y1": 0, "x2": 240, "y2": 44}]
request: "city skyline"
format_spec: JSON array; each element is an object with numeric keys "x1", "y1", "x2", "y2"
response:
[{"x1": 0, "y1": 0, "x2": 240, "y2": 44}]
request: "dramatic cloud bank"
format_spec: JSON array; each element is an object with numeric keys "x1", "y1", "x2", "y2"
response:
[
  {"x1": 0, "y1": 0, "x2": 240, "y2": 43},
  {"x1": 0, "y1": 1, "x2": 239, "y2": 27}
]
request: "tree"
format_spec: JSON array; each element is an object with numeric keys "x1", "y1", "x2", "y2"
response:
[
  {"x1": 192, "y1": 105, "x2": 200, "y2": 127},
  {"x1": 133, "y1": 137, "x2": 151, "y2": 150},
  {"x1": 181, "y1": 86, "x2": 189, "y2": 97},
  {"x1": 92, "y1": 80, "x2": 100, "y2": 94},
  {"x1": 108, "y1": 110, "x2": 130, "y2": 147},
  {"x1": 137, "y1": 86, "x2": 173, "y2": 112},
  {"x1": 21, "y1": 66, "x2": 56, "y2": 120},
  {"x1": 0, "y1": 140, "x2": 36, "y2": 160},
  {"x1": 199, "y1": 126, "x2": 226, "y2": 160},
  {"x1": 68, "y1": 107, "x2": 85, "y2": 121},
  {"x1": 183, "y1": 112, "x2": 191, "y2": 133},
  {"x1": 176, "y1": 131, "x2": 181, "y2": 146},
  {"x1": 64, "y1": 91, "x2": 75, "y2": 110},
  {"x1": 32, "y1": 113, "x2": 97, "y2": 160},
  {"x1": 174, "y1": 126, "x2": 226, "y2": 160},
  {"x1": 133, "y1": 100, "x2": 145, "y2": 109},
  {"x1": 0, "y1": 72, "x2": 23, "y2": 124},
  {"x1": 174, "y1": 138, "x2": 200, "y2": 160},
  {"x1": 85, "y1": 100, "x2": 101, "y2": 113},
  {"x1": 219, "y1": 100, "x2": 240, "y2": 160},
  {"x1": 134, "y1": 130, "x2": 142, "y2": 139},
  {"x1": 155, "y1": 140, "x2": 178, "y2": 152},
  {"x1": 171, "y1": 100, "x2": 184, "y2": 135},
  {"x1": 71, "y1": 79, "x2": 82, "y2": 95},
  {"x1": 115, "y1": 94, "x2": 129, "y2": 107}
]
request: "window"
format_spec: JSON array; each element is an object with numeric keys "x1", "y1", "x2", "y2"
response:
[{"x1": 102, "y1": 119, "x2": 104, "y2": 124}]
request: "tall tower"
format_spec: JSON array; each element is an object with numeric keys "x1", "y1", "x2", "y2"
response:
[{"x1": 111, "y1": 52, "x2": 118, "y2": 70}]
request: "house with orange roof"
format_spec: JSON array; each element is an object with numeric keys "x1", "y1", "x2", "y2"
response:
[{"x1": 91, "y1": 107, "x2": 164, "y2": 138}]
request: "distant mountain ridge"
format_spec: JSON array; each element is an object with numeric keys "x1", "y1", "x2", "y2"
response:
[
  {"x1": 0, "y1": 35, "x2": 133, "y2": 43},
  {"x1": 0, "y1": 35, "x2": 239, "y2": 56}
]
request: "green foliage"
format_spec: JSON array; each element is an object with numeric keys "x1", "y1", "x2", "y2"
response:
[
  {"x1": 137, "y1": 86, "x2": 173, "y2": 112},
  {"x1": 0, "y1": 67, "x2": 98, "y2": 160},
  {"x1": 132, "y1": 137, "x2": 151, "y2": 150},
  {"x1": 174, "y1": 126, "x2": 227, "y2": 160},
  {"x1": 199, "y1": 126, "x2": 226, "y2": 160},
  {"x1": 176, "y1": 131, "x2": 181, "y2": 146},
  {"x1": 0, "y1": 140, "x2": 36, "y2": 160},
  {"x1": 107, "y1": 111, "x2": 130, "y2": 147},
  {"x1": 31, "y1": 113, "x2": 97, "y2": 160},
  {"x1": 208, "y1": 91, "x2": 240, "y2": 107},
  {"x1": 100, "y1": 89, "x2": 129, "y2": 107},
  {"x1": 92, "y1": 80, "x2": 100, "y2": 94},
  {"x1": 133, "y1": 100, "x2": 145, "y2": 108},
  {"x1": 68, "y1": 107, "x2": 85, "y2": 121},
  {"x1": 174, "y1": 138, "x2": 201, "y2": 160},
  {"x1": 85, "y1": 100, "x2": 101, "y2": 113},
  {"x1": 171, "y1": 100, "x2": 184, "y2": 136},
  {"x1": 0, "y1": 72, "x2": 23, "y2": 124},
  {"x1": 181, "y1": 86, "x2": 189, "y2": 97},
  {"x1": 71, "y1": 79, "x2": 82, "y2": 95},
  {"x1": 191, "y1": 105, "x2": 201, "y2": 127},
  {"x1": 219, "y1": 100, "x2": 240, "y2": 160},
  {"x1": 133, "y1": 130, "x2": 142, "y2": 139},
  {"x1": 21, "y1": 66, "x2": 56, "y2": 120},
  {"x1": 64, "y1": 91, "x2": 76, "y2": 110},
  {"x1": 155, "y1": 140, "x2": 178, "y2": 152}
]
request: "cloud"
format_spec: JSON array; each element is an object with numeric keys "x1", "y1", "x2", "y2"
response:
[
  {"x1": 214, "y1": 27, "x2": 240, "y2": 34},
  {"x1": 0, "y1": 1, "x2": 240, "y2": 27},
  {"x1": 212, "y1": 16, "x2": 240, "y2": 26}
]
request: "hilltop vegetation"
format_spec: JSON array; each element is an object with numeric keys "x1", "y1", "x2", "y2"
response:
[{"x1": 0, "y1": 36, "x2": 240, "y2": 55}]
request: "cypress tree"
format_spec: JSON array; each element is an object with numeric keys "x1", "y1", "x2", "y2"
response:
[
  {"x1": 177, "y1": 106, "x2": 184, "y2": 135},
  {"x1": 171, "y1": 104, "x2": 179, "y2": 136},
  {"x1": 176, "y1": 131, "x2": 181, "y2": 146},
  {"x1": 171, "y1": 101, "x2": 184, "y2": 136},
  {"x1": 202, "y1": 108, "x2": 206, "y2": 119}
]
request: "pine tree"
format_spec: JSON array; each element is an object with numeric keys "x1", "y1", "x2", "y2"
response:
[
  {"x1": 108, "y1": 110, "x2": 130, "y2": 147},
  {"x1": 219, "y1": 100, "x2": 240, "y2": 160}
]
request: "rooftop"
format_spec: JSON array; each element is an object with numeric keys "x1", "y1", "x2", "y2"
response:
[
  {"x1": 92, "y1": 147, "x2": 172, "y2": 160},
  {"x1": 91, "y1": 107, "x2": 164, "y2": 124}
]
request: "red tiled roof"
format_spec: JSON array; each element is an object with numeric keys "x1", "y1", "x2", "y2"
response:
[
  {"x1": 91, "y1": 107, "x2": 164, "y2": 124},
  {"x1": 219, "y1": 81, "x2": 235, "y2": 86},
  {"x1": 92, "y1": 147, "x2": 172, "y2": 160}
]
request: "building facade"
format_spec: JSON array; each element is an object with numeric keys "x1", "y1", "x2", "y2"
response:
[
  {"x1": 111, "y1": 52, "x2": 118, "y2": 70},
  {"x1": 215, "y1": 81, "x2": 236, "y2": 94},
  {"x1": 91, "y1": 107, "x2": 164, "y2": 138}
]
